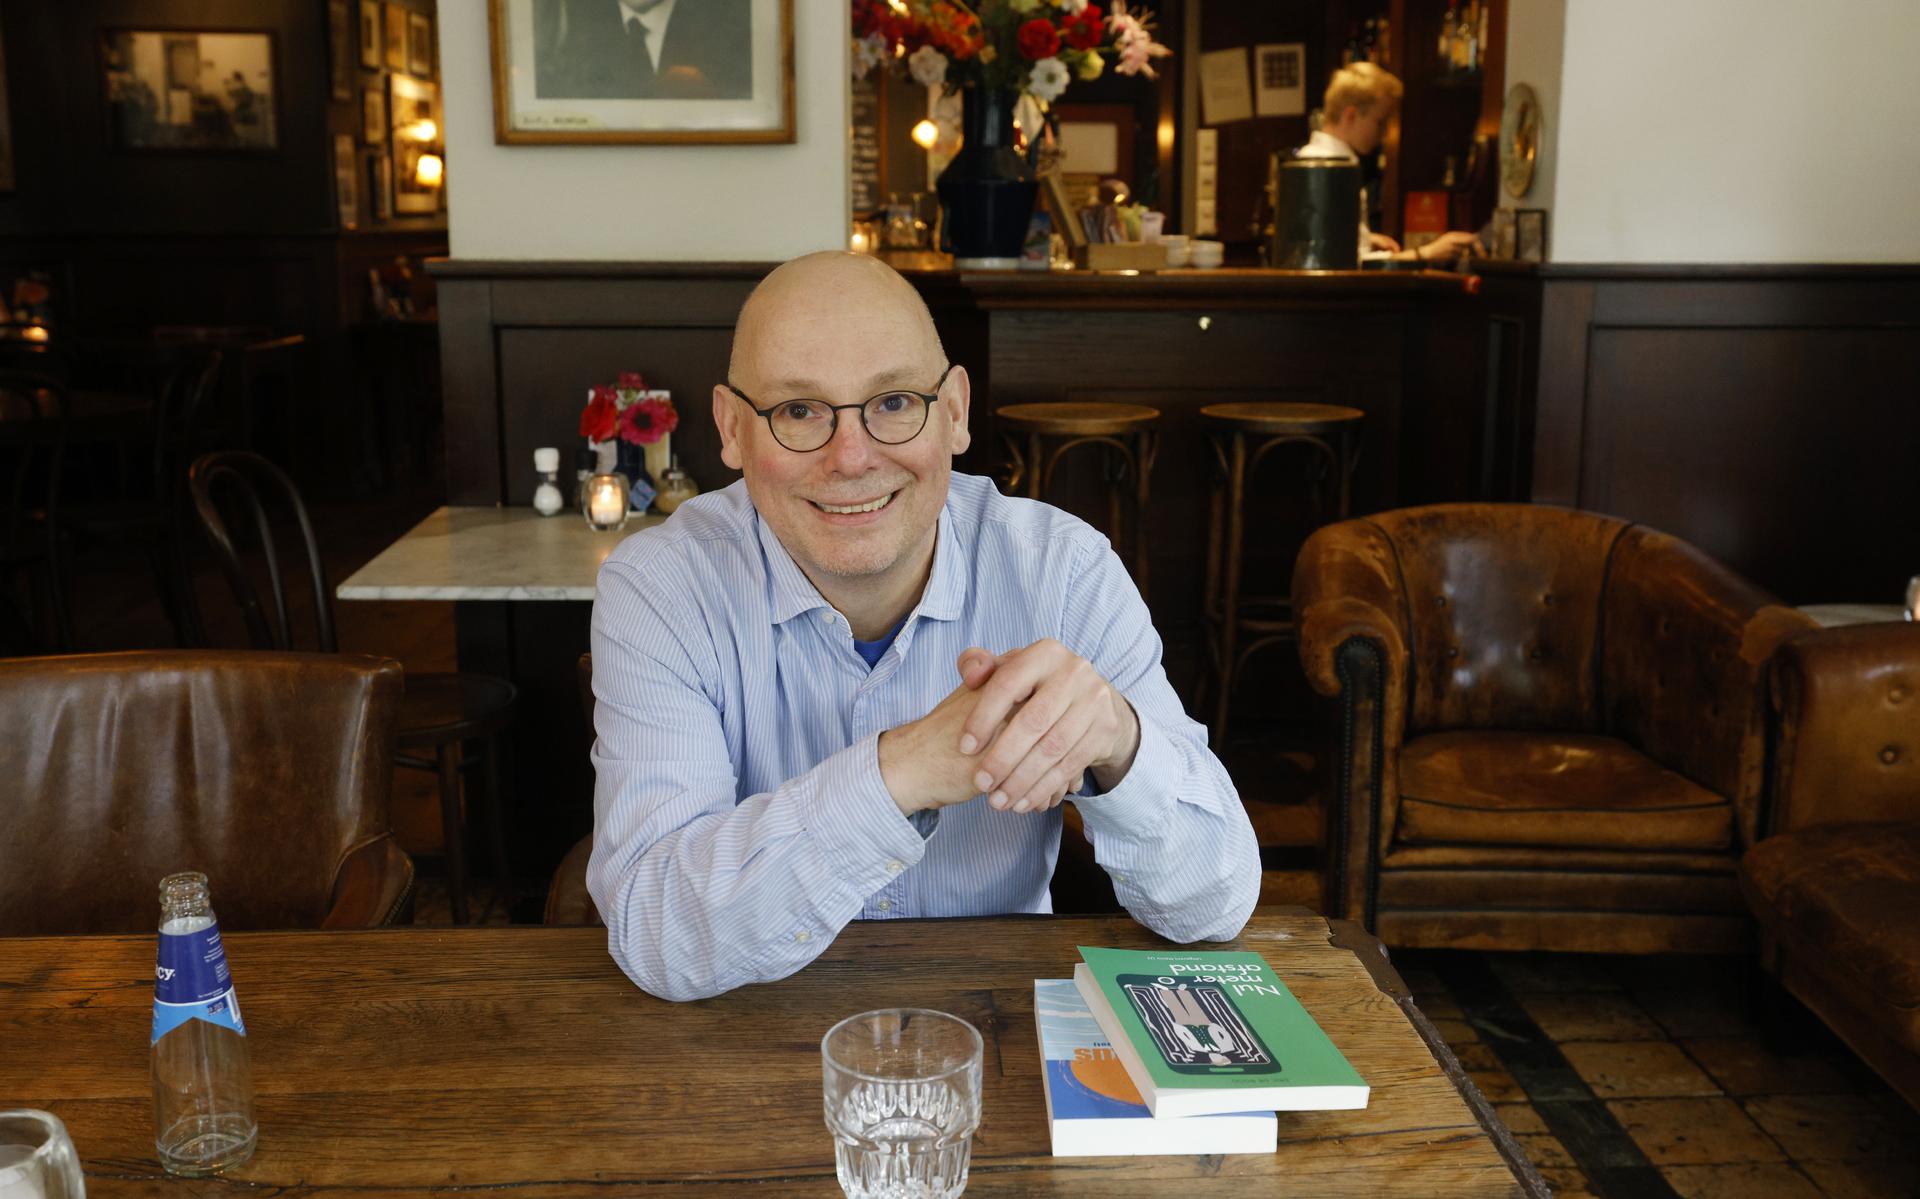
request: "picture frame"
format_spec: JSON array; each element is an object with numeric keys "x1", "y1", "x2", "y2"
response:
[
  {"x1": 334, "y1": 133, "x2": 358, "y2": 229},
  {"x1": 329, "y1": 0, "x2": 353, "y2": 100},
  {"x1": 362, "y1": 86, "x2": 386, "y2": 144},
  {"x1": 367, "y1": 151, "x2": 392, "y2": 220},
  {"x1": 100, "y1": 29, "x2": 278, "y2": 151},
  {"x1": 358, "y1": 1, "x2": 382, "y2": 69},
  {"x1": 488, "y1": 0, "x2": 794, "y2": 145},
  {"x1": 383, "y1": 4, "x2": 407, "y2": 72},
  {"x1": 1039, "y1": 170, "x2": 1087, "y2": 254},
  {"x1": 407, "y1": 12, "x2": 433, "y2": 77},
  {"x1": 1515, "y1": 208, "x2": 1549, "y2": 263},
  {"x1": 1490, "y1": 207, "x2": 1517, "y2": 260},
  {"x1": 388, "y1": 73, "x2": 440, "y2": 213}
]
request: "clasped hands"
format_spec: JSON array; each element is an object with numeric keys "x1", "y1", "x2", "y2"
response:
[{"x1": 877, "y1": 640, "x2": 1140, "y2": 817}]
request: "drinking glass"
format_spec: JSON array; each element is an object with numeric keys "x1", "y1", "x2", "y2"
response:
[
  {"x1": 822, "y1": 1009, "x2": 982, "y2": 1199},
  {"x1": 0, "y1": 1110, "x2": 85, "y2": 1199}
]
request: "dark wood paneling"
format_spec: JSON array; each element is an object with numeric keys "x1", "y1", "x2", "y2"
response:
[{"x1": 1518, "y1": 265, "x2": 1920, "y2": 604}]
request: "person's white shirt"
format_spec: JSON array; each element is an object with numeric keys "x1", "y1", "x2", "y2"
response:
[
  {"x1": 618, "y1": 0, "x2": 676, "y2": 70},
  {"x1": 1295, "y1": 129, "x2": 1389, "y2": 262}
]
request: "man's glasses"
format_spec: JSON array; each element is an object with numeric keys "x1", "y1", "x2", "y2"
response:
[{"x1": 726, "y1": 364, "x2": 953, "y2": 454}]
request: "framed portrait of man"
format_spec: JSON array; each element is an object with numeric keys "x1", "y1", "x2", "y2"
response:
[
  {"x1": 488, "y1": 0, "x2": 793, "y2": 144},
  {"x1": 358, "y1": 1, "x2": 381, "y2": 69}
]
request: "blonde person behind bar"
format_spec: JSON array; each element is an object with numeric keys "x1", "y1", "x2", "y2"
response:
[
  {"x1": 586, "y1": 253, "x2": 1259, "y2": 1001},
  {"x1": 1298, "y1": 62, "x2": 1485, "y2": 266}
]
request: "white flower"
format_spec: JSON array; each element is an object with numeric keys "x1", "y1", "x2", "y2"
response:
[
  {"x1": 907, "y1": 44, "x2": 947, "y2": 88},
  {"x1": 851, "y1": 32, "x2": 887, "y2": 80},
  {"x1": 1108, "y1": 2, "x2": 1171, "y2": 78},
  {"x1": 1026, "y1": 56, "x2": 1070, "y2": 102}
]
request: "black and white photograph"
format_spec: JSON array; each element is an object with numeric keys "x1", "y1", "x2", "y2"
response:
[
  {"x1": 488, "y1": 0, "x2": 792, "y2": 144},
  {"x1": 362, "y1": 85, "x2": 386, "y2": 144},
  {"x1": 333, "y1": 133, "x2": 357, "y2": 228},
  {"x1": 383, "y1": 4, "x2": 408, "y2": 72},
  {"x1": 1515, "y1": 207, "x2": 1548, "y2": 262},
  {"x1": 365, "y1": 149, "x2": 391, "y2": 220},
  {"x1": 407, "y1": 12, "x2": 434, "y2": 77},
  {"x1": 101, "y1": 30, "x2": 276, "y2": 151},
  {"x1": 357, "y1": 0, "x2": 381, "y2": 68}
]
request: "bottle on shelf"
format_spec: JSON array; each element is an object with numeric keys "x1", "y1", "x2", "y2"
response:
[{"x1": 151, "y1": 872, "x2": 257, "y2": 1177}]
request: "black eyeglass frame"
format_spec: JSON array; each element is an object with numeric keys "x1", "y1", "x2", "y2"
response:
[{"x1": 725, "y1": 363, "x2": 955, "y2": 453}]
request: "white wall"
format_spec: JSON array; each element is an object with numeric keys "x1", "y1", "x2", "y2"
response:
[
  {"x1": 1509, "y1": 0, "x2": 1920, "y2": 263},
  {"x1": 438, "y1": 4, "x2": 848, "y2": 260}
]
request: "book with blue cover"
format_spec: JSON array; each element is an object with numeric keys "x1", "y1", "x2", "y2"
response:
[{"x1": 1034, "y1": 979, "x2": 1278, "y2": 1156}]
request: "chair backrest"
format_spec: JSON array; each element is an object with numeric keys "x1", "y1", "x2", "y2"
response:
[
  {"x1": 1362, "y1": 503, "x2": 1629, "y2": 735},
  {"x1": 1768, "y1": 622, "x2": 1920, "y2": 835},
  {"x1": 151, "y1": 347, "x2": 226, "y2": 498},
  {"x1": 0, "y1": 370, "x2": 69, "y2": 557},
  {"x1": 188, "y1": 449, "x2": 337, "y2": 652},
  {"x1": 0, "y1": 649, "x2": 403, "y2": 934}
]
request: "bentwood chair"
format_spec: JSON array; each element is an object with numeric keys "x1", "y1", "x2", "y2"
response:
[
  {"x1": 0, "y1": 370, "x2": 72, "y2": 654},
  {"x1": 189, "y1": 450, "x2": 517, "y2": 924},
  {"x1": 0, "y1": 650, "x2": 411, "y2": 934},
  {"x1": 545, "y1": 652, "x2": 603, "y2": 926}
]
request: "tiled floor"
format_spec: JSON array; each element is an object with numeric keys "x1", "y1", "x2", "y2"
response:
[
  {"x1": 20, "y1": 474, "x2": 1920, "y2": 1195},
  {"x1": 1395, "y1": 949, "x2": 1920, "y2": 1199}
]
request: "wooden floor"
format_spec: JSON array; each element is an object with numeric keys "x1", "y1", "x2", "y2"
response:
[{"x1": 19, "y1": 478, "x2": 1920, "y2": 1198}]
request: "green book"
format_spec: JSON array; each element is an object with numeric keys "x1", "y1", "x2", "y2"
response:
[{"x1": 1074, "y1": 945, "x2": 1368, "y2": 1118}]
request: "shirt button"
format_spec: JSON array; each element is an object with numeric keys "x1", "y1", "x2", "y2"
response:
[
  {"x1": 876, "y1": 898, "x2": 892, "y2": 912},
  {"x1": 1112, "y1": 872, "x2": 1127, "y2": 883},
  {"x1": 794, "y1": 930, "x2": 811, "y2": 943},
  {"x1": 886, "y1": 860, "x2": 904, "y2": 874},
  {"x1": 819, "y1": 611, "x2": 835, "y2": 626}
]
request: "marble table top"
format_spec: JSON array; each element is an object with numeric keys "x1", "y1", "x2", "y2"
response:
[{"x1": 337, "y1": 505, "x2": 663, "y2": 601}]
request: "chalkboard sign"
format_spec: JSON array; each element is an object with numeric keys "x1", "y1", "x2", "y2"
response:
[{"x1": 851, "y1": 75, "x2": 883, "y2": 218}]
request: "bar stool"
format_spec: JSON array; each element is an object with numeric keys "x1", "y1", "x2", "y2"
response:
[
  {"x1": 1200, "y1": 401, "x2": 1365, "y2": 740},
  {"x1": 997, "y1": 401, "x2": 1160, "y2": 591}
]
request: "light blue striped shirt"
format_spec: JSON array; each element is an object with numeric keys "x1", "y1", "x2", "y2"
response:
[{"x1": 587, "y1": 473, "x2": 1260, "y2": 1000}]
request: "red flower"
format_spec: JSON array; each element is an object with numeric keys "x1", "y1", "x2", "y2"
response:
[
  {"x1": 1016, "y1": 17, "x2": 1061, "y2": 60},
  {"x1": 617, "y1": 397, "x2": 679, "y2": 446},
  {"x1": 1064, "y1": 6, "x2": 1104, "y2": 50},
  {"x1": 579, "y1": 388, "x2": 618, "y2": 441},
  {"x1": 617, "y1": 370, "x2": 647, "y2": 390}
]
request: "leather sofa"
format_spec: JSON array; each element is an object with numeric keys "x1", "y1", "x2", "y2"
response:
[
  {"x1": 1741, "y1": 622, "x2": 1920, "y2": 1110},
  {"x1": 1293, "y1": 503, "x2": 1817, "y2": 953},
  {"x1": 0, "y1": 650, "x2": 411, "y2": 933}
]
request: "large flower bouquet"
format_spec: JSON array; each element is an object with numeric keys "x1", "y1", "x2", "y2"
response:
[{"x1": 851, "y1": 0, "x2": 1169, "y2": 104}]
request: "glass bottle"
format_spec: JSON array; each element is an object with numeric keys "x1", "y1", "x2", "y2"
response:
[
  {"x1": 151, "y1": 872, "x2": 257, "y2": 1177},
  {"x1": 653, "y1": 455, "x2": 700, "y2": 515},
  {"x1": 532, "y1": 447, "x2": 563, "y2": 515}
]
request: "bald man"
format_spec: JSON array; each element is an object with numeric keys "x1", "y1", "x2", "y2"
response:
[{"x1": 587, "y1": 253, "x2": 1259, "y2": 1000}]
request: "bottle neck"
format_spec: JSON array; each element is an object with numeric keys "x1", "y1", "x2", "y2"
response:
[{"x1": 159, "y1": 871, "x2": 212, "y2": 924}]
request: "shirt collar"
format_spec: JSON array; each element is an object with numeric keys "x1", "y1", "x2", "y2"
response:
[
  {"x1": 1306, "y1": 129, "x2": 1359, "y2": 160},
  {"x1": 754, "y1": 500, "x2": 966, "y2": 629},
  {"x1": 620, "y1": 0, "x2": 674, "y2": 34}
]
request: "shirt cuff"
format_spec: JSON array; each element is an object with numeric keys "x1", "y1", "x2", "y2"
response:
[
  {"x1": 797, "y1": 733, "x2": 930, "y2": 888},
  {"x1": 1074, "y1": 715, "x2": 1180, "y2": 841}
]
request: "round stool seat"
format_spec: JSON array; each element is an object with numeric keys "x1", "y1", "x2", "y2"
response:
[
  {"x1": 1200, "y1": 401, "x2": 1364, "y2": 436},
  {"x1": 998, "y1": 401, "x2": 1161, "y2": 436}
]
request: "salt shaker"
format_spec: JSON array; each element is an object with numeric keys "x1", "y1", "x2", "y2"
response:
[{"x1": 532, "y1": 447, "x2": 563, "y2": 516}]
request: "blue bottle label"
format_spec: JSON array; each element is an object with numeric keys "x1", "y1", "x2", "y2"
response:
[{"x1": 153, "y1": 923, "x2": 246, "y2": 1044}]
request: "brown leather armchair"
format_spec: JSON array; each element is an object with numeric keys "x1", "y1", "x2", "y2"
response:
[
  {"x1": 1293, "y1": 503, "x2": 1816, "y2": 953},
  {"x1": 1741, "y1": 622, "x2": 1920, "y2": 1109},
  {"x1": 0, "y1": 650, "x2": 412, "y2": 934}
]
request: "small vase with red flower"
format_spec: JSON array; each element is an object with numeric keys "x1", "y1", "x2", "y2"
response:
[{"x1": 579, "y1": 371, "x2": 680, "y2": 512}]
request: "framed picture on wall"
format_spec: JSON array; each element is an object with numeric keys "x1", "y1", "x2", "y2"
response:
[
  {"x1": 329, "y1": 1, "x2": 353, "y2": 100},
  {"x1": 487, "y1": 0, "x2": 794, "y2": 144},
  {"x1": 407, "y1": 13, "x2": 434, "y2": 77},
  {"x1": 362, "y1": 86, "x2": 386, "y2": 144},
  {"x1": 358, "y1": 1, "x2": 382, "y2": 68},
  {"x1": 1515, "y1": 208, "x2": 1549, "y2": 263},
  {"x1": 100, "y1": 29, "x2": 278, "y2": 151},
  {"x1": 368, "y1": 151, "x2": 392, "y2": 220},
  {"x1": 388, "y1": 74, "x2": 440, "y2": 213},
  {"x1": 334, "y1": 133, "x2": 358, "y2": 228},
  {"x1": 383, "y1": 4, "x2": 408, "y2": 72}
]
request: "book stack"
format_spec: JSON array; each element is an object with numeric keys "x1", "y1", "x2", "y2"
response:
[{"x1": 1035, "y1": 945, "x2": 1368, "y2": 1157}]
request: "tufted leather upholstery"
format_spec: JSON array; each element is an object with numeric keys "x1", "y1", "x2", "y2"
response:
[
  {"x1": 1294, "y1": 503, "x2": 1816, "y2": 953},
  {"x1": 1741, "y1": 622, "x2": 1920, "y2": 1109},
  {"x1": 0, "y1": 650, "x2": 412, "y2": 934}
]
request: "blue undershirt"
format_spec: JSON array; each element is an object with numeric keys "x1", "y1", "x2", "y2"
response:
[{"x1": 852, "y1": 617, "x2": 907, "y2": 669}]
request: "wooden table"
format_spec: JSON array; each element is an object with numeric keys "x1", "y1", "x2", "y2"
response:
[{"x1": 1, "y1": 911, "x2": 1542, "y2": 1197}]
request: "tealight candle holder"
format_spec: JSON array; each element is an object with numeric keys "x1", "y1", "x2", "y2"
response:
[{"x1": 582, "y1": 471, "x2": 631, "y2": 532}]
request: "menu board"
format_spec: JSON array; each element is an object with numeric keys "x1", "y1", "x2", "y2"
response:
[{"x1": 851, "y1": 75, "x2": 883, "y2": 217}]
